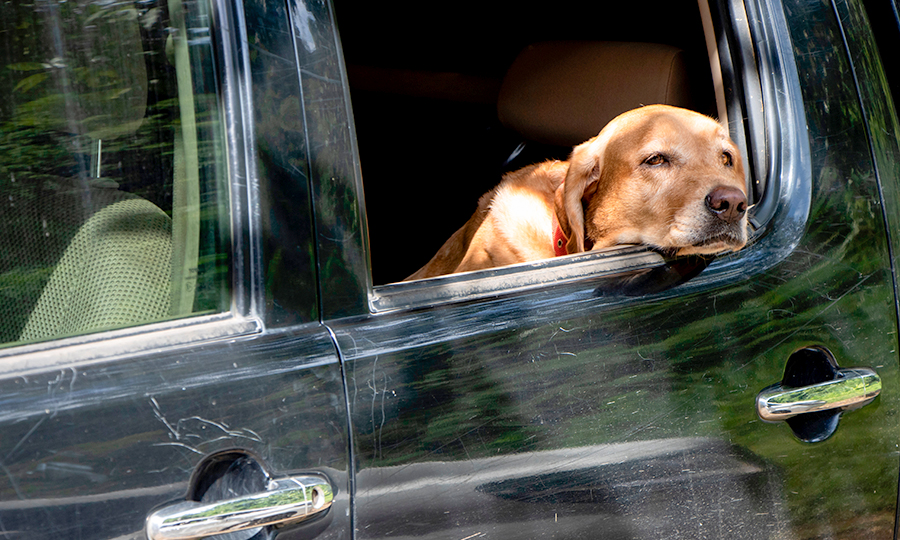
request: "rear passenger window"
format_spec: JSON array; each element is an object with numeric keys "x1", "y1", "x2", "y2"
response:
[
  {"x1": 335, "y1": 0, "x2": 776, "y2": 308},
  {"x1": 0, "y1": 0, "x2": 229, "y2": 346}
]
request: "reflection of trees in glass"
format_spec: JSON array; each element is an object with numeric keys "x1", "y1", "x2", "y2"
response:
[
  {"x1": 0, "y1": 0, "x2": 229, "y2": 339},
  {"x1": 0, "y1": 0, "x2": 178, "y2": 196},
  {"x1": 0, "y1": 1, "x2": 176, "y2": 340}
]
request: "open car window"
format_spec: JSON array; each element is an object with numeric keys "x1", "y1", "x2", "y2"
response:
[{"x1": 331, "y1": 0, "x2": 797, "y2": 311}]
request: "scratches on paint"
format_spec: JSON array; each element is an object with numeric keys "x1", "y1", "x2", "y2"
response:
[{"x1": 149, "y1": 397, "x2": 264, "y2": 462}]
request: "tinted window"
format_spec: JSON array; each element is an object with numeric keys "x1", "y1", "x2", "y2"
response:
[{"x1": 0, "y1": 0, "x2": 229, "y2": 346}]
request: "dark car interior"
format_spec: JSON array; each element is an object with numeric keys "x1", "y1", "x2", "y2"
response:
[{"x1": 333, "y1": 0, "x2": 717, "y2": 285}]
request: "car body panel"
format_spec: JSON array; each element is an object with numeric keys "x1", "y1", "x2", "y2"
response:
[
  {"x1": 0, "y1": 325, "x2": 348, "y2": 539},
  {"x1": 0, "y1": 0, "x2": 352, "y2": 538}
]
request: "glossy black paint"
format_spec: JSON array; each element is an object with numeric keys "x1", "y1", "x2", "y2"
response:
[
  {"x1": 0, "y1": 326, "x2": 350, "y2": 539},
  {"x1": 0, "y1": 0, "x2": 352, "y2": 538},
  {"x1": 246, "y1": 0, "x2": 319, "y2": 325},
  {"x1": 288, "y1": 0, "x2": 369, "y2": 320}
]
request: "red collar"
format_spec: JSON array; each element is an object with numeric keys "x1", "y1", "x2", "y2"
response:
[
  {"x1": 551, "y1": 212, "x2": 593, "y2": 256},
  {"x1": 552, "y1": 212, "x2": 569, "y2": 257}
]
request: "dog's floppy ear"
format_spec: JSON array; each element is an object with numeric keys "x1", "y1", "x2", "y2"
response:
[{"x1": 563, "y1": 131, "x2": 610, "y2": 253}]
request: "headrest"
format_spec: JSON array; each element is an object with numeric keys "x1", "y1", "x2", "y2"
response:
[
  {"x1": 40, "y1": 2, "x2": 148, "y2": 140},
  {"x1": 497, "y1": 41, "x2": 693, "y2": 146}
]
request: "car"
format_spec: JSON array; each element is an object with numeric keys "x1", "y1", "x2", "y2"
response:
[{"x1": 0, "y1": 0, "x2": 899, "y2": 537}]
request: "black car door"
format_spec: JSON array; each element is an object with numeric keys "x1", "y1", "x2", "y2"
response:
[
  {"x1": 311, "y1": 0, "x2": 900, "y2": 537},
  {"x1": 0, "y1": 0, "x2": 350, "y2": 538}
]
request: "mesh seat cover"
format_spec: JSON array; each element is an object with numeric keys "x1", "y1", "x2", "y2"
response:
[{"x1": 18, "y1": 198, "x2": 172, "y2": 342}]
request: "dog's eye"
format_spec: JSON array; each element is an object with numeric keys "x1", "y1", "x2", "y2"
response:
[
  {"x1": 643, "y1": 153, "x2": 668, "y2": 166},
  {"x1": 722, "y1": 151, "x2": 734, "y2": 167}
]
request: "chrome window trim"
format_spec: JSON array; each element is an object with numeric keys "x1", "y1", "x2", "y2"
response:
[
  {"x1": 212, "y1": 0, "x2": 262, "y2": 320},
  {"x1": 0, "y1": 313, "x2": 262, "y2": 377},
  {"x1": 372, "y1": 247, "x2": 667, "y2": 312},
  {"x1": 726, "y1": 0, "x2": 770, "y2": 206},
  {"x1": 743, "y1": 0, "x2": 796, "y2": 226}
]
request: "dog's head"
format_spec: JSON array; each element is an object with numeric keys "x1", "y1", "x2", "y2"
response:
[{"x1": 556, "y1": 105, "x2": 749, "y2": 256}]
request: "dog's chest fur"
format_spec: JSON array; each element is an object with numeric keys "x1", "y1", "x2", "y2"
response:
[
  {"x1": 485, "y1": 161, "x2": 567, "y2": 263},
  {"x1": 405, "y1": 160, "x2": 568, "y2": 280}
]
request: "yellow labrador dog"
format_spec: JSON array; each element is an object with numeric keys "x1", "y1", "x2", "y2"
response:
[{"x1": 407, "y1": 105, "x2": 748, "y2": 281}]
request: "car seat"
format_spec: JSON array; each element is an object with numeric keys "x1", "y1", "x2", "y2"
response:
[
  {"x1": 496, "y1": 41, "x2": 697, "y2": 168},
  {"x1": 0, "y1": 0, "x2": 200, "y2": 344}
]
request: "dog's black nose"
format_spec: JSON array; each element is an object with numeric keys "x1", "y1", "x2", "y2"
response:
[{"x1": 705, "y1": 186, "x2": 747, "y2": 224}]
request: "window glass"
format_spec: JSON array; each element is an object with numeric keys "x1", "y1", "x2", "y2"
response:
[{"x1": 0, "y1": 0, "x2": 229, "y2": 346}]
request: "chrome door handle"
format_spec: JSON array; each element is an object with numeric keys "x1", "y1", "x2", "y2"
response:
[
  {"x1": 756, "y1": 367, "x2": 881, "y2": 422},
  {"x1": 146, "y1": 475, "x2": 333, "y2": 540}
]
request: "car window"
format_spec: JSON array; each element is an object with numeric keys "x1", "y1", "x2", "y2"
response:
[
  {"x1": 0, "y1": 0, "x2": 229, "y2": 347},
  {"x1": 332, "y1": 0, "x2": 773, "y2": 310}
]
